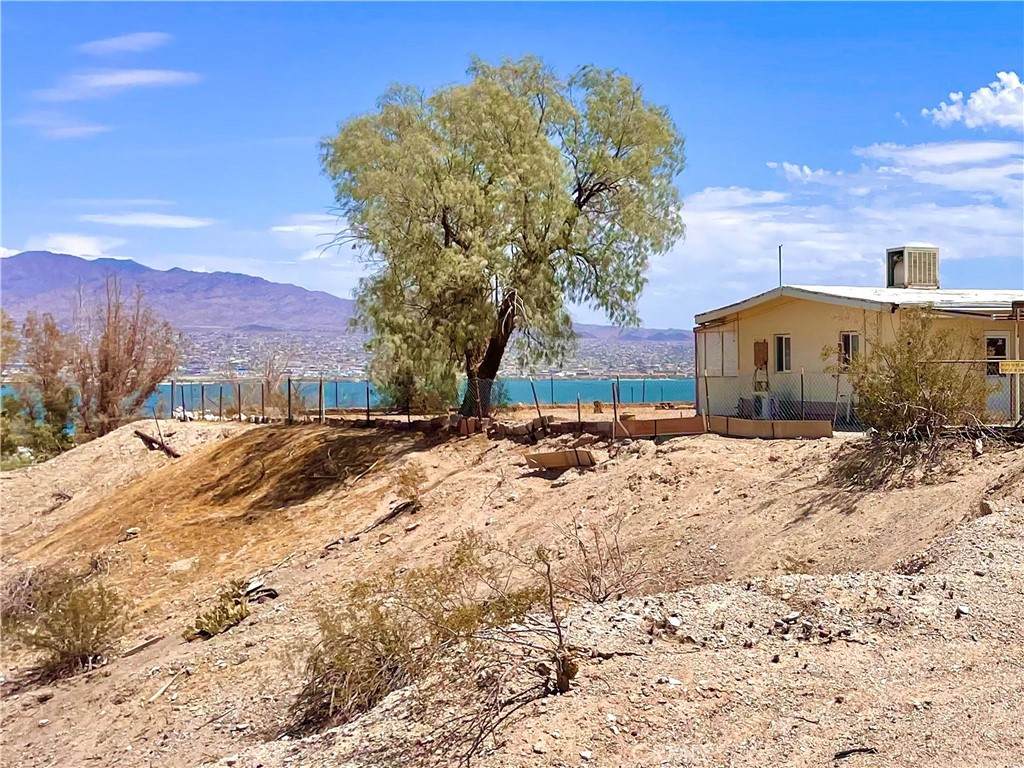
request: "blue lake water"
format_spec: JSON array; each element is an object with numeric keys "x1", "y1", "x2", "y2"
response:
[
  {"x1": 3, "y1": 377, "x2": 696, "y2": 417},
  {"x1": 156, "y1": 377, "x2": 696, "y2": 414}
]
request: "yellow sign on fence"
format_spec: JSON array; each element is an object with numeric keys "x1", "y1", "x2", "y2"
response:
[{"x1": 998, "y1": 360, "x2": 1024, "y2": 374}]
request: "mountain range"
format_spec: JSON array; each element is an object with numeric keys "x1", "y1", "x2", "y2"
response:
[{"x1": 0, "y1": 251, "x2": 692, "y2": 341}]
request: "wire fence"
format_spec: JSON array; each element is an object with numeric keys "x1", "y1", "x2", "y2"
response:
[
  {"x1": 698, "y1": 365, "x2": 1022, "y2": 430},
  {"x1": 152, "y1": 375, "x2": 700, "y2": 421}
]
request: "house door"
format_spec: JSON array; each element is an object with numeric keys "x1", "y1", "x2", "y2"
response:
[{"x1": 985, "y1": 333, "x2": 1010, "y2": 422}]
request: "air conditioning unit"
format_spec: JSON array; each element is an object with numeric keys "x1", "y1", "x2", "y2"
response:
[
  {"x1": 751, "y1": 392, "x2": 781, "y2": 420},
  {"x1": 886, "y1": 245, "x2": 939, "y2": 289}
]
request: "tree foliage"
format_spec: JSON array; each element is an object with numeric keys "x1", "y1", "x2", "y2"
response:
[
  {"x1": 321, "y1": 56, "x2": 685, "y2": 413},
  {"x1": 1, "y1": 309, "x2": 18, "y2": 367},
  {"x1": 845, "y1": 307, "x2": 990, "y2": 438},
  {"x1": 72, "y1": 276, "x2": 179, "y2": 437}
]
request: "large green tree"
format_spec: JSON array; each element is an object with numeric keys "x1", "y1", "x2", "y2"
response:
[{"x1": 321, "y1": 56, "x2": 686, "y2": 414}]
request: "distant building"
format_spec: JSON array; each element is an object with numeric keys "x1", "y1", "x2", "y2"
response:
[{"x1": 693, "y1": 246, "x2": 1024, "y2": 424}]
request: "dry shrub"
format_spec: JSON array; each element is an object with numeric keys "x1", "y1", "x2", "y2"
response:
[
  {"x1": 395, "y1": 463, "x2": 428, "y2": 500},
  {"x1": 290, "y1": 532, "x2": 572, "y2": 764},
  {"x1": 845, "y1": 307, "x2": 990, "y2": 439},
  {"x1": 2, "y1": 566, "x2": 126, "y2": 677},
  {"x1": 556, "y1": 510, "x2": 655, "y2": 603},
  {"x1": 183, "y1": 579, "x2": 250, "y2": 641}
]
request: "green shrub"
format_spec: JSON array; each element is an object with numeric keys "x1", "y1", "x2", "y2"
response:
[
  {"x1": 843, "y1": 307, "x2": 991, "y2": 438},
  {"x1": 183, "y1": 579, "x2": 250, "y2": 641}
]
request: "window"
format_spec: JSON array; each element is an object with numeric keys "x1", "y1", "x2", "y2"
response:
[
  {"x1": 774, "y1": 335, "x2": 791, "y2": 373},
  {"x1": 840, "y1": 332, "x2": 860, "y2": 370},
  {"x1": 986, "y1": 335, "x2": 1008, "y2": 376}
]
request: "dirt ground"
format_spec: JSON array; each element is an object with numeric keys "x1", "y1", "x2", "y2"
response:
[{"x1": 1, "y1": 418, "x2": 1022, "y2": 768}]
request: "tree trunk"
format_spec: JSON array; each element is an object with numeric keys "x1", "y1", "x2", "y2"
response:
[
  {"x1": 459, "y1": 332, "x2": 510, "y2": 417},
  {"x1": 459, "y1": 293, "x2": 517, "y2": 417}
]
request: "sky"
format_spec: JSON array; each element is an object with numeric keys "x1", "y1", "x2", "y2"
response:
[{"x1": 2, "y1": 1, "x2": 1022, "y2": 329}]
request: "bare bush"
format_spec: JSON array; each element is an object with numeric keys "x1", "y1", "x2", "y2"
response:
[
  {"x1": 289, "y1": 532, "x2": 573, "y2": 764},
  {"x1": 556, "y1": 510, "x2": 655, "y2": 603},
  {"x1": 72, "y1": 276, "x2": 179, "y2": 437},
  {"x1": 3, "y1": 566, "x2": 126, "y2": 677}
]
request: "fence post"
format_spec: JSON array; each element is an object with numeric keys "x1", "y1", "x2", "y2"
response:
[
  {"x1": 576, "y1": 394, "x2": 582, "y2": 435},
  {"x1": 550, "y1": 375, "x2": 554, "y2": 405},
  {"x1": 702, "y1": 369, "x2": 711, "y2": 423},
  {"x1": 237, "y1": 381, "x2": 243, "y2": 422},
  {"x1": 365, "y1": 380, "x2": 371, "y2": 424},
  {"x1": 529, "y1": 379, "x2": 545, "y2": 434},
  {"x1": 800, "y1": 368, "x2": 805, "y2": 420},
  {"x1": 183, "y1": 384, "x2": 190, "y2": 419},
  {"x1": 260, "y1": 381, "x2": 266, "y2": 422},
  {"x1": 611, "y1": 383, "x2": 618, "y2": 442},
  {"x1": 319, "y1": 377, "x2": 325, "y2": 424},
  {"x1": 200, "y1": 384, "x2": 206, "y2": 419},
  {"x1": 334, "y1": 380, "x2": 339, "y2": 413},
  {"x1": 832, "y1": 372, "x2": 841, "y2": 428},
  {"x1": 642, "y1": 379, "x2": 646, "y2": 402},
  {"x1": 218, "y1": 385, "x2": 223, "y2": 421},
  {"x1": 169, "y1": 380, "x2": 175, "y2": 420},
  {"x1": 287, "y1": 378, "x2": 293, "y2": 424}
]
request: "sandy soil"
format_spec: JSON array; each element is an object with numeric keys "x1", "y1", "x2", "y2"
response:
[{"x1": 1, "y1": 420, "x2": 1022, "y2": 768}]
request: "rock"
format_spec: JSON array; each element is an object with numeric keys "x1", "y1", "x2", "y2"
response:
[
  {"x1": 223, "y1": 756, "x2": 239, "y2": 767},
  {"x1": 124, "y1": 527, "x2": 141, "y2": 540},
  {"x1": 782, "y1": 611, "x2": 802, "y2": 624},
  {"x1": 713, "y1": 487, "x2": 722, "y2": 495},
  {"x1": 973, "y1": 438, "x2": 984, "y2": 457},
  {"x1": 38, "y1": 719, "x2": 49, "y2": 727},
  {"x1": 404, "y1": 522, "x2": 419, "y2": 532},
  {"x1": 978, "y1": 499, "x2": 998, "y2": 517},
  {"x1": 955, "y1": 605, "x2": 971, "y2": 619},
  {"x1": 532, "y1": 741, "x2": 547, "y2": 754},
  {"x1": 378, "y1": 534, "x2": 393, "y2": 545},
  {"x1": 580, "y1": 750, "x2": 594, "y2": 760}
]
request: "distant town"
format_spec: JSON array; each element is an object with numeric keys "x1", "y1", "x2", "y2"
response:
[{"x1": 180, "y1": 329, "x2": 696, "y2": 380}]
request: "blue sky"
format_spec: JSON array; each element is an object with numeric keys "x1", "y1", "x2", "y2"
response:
[{"x1": 2, "y1": 1, "x2": 1022, "y2": 328}]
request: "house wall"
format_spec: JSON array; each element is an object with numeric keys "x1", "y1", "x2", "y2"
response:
[{"x1": 695, "y1": 294, "x2": 1019, "y2": 421}]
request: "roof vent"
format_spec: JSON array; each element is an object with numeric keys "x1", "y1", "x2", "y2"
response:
[{"x1": 886, "y1": 245, "x2": 939, "y2": 289}]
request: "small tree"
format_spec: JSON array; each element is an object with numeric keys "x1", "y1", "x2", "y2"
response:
[
  {"x1": 71, "y1": 276, "x2": 179, "y2": 437},
  {"x1": 846, "y1": 307, "x2": 990, "y2": 438},
  {"x1": 322, "y1": 56, "x2": 686, "y2": 416},
  {"x1": 1, "y1": 308, "x2": 18, "y2": 367}
]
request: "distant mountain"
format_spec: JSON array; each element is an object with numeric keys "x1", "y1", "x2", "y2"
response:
[
  {"x1": 1, "y1": 251, "x2": 692, "y2": 343},
  {"x1": 574, "y1": 323, "x2": 693, "y2": 343},
  {"x1": 0, "y1": 251, "x2": 356, "y2": 332}
]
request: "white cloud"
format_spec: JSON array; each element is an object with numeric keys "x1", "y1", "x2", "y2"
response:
[
  {"x1": 34, "y1": 69, "x2": 201, "y2": 102},
  {"x1": 922, "y1": 71, "x2": 1023, "y2": 132},
  {"x1": 270, "y1": 213, "x2": 346, "y2": 256},
  {"x1": 24, "y1": 233, "x2": 128, "y2": 259},
  {"x1": 765, "y1": 161, "x2": 837, "y2": 184},
  {"x1": 78, "y1": 212, "x2": 213, "y2": 228},
  {"x1": 77, "y1": 32, "x2": 173, "y2": 55},
  {"x1": 658, "y1": 136, "x2": 1024, "y2": 309},
  {"x1": 1, "y1": 247, "x2": 20, "y2": 258},
  {"x1": 12, "y1": 111, "x2": 110, "y2": 139}
]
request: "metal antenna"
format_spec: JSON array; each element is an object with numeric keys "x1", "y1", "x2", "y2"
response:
[{"x1": 778, "y1": 244, "x2": 783, "y2": 287}]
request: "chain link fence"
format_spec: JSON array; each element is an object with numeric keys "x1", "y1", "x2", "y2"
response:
[{"x1": 699, "y1": 365, "x2": 1022, "y2": 430}]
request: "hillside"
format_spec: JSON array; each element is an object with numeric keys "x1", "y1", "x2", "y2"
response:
[
  {"x1": 0, "y1": 251, "x2": 693, "y2": 344},
  {"x1": 0, "y1": 251, "x2": 356, "y2": 332},
  {"x1": 1, "y1": 418, "x2": 1022, "y2": 767}
]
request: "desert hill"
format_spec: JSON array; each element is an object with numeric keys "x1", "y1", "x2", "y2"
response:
[{"x1": 1, "y1": 416, "x2": 1022, "y2": 767}]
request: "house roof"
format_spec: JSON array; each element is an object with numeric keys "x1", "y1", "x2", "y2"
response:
[{"x1": 694, "y1": 285, "x2": 1024, "y2": 325}]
